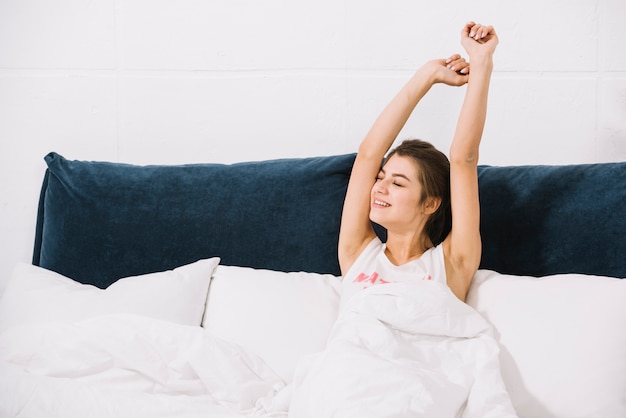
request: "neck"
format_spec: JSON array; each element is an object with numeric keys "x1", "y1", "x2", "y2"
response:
[{"x1": 384, "y1": 232, "x2": 433, "y2": 265}]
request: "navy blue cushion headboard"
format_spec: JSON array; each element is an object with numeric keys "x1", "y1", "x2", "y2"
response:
[
  {"x1": 34, "y1": 152, "x2": 355, "y2": 288},
  {"x1": 477, "y1": 163, "x2": 626, "y2": 278},
  {"x1": 33, "y1": 152, "x2": 626, "y2": 288}
]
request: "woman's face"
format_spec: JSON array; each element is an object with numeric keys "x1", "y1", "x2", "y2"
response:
[{"x1": 369, "y1": 154, "x2": 427, "y2": 230}]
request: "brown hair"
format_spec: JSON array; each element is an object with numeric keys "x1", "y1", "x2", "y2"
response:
[{"x1": 385, "y1": 139, "x2": 452, "y2": 246}]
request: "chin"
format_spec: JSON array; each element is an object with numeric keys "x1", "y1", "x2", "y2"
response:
[{"x1": 369, "y1": 212, "x2": 389, "y2": 230}]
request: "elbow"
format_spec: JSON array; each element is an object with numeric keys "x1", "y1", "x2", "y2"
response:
[{"x1": 449, "y1": 151, "x2": 479, "y2": 167}]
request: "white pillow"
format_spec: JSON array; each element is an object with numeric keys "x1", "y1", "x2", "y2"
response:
[
  {"x1": 202, "y1": 265, "x2": 341, "y2": 383},
  {"x1": 467, "y1": 270, "x2": 626, "y2": 418},
  {"x1": 0, "y1": 258, "x2": 220, "y2": 333}
]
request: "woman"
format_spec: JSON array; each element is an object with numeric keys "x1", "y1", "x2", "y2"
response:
[
  {"x1": 288, "y1": 24, "x2": 515, "y2": 417},
  {"x1": 338, "y1": 22, "x2": 498, "y2": 303}
]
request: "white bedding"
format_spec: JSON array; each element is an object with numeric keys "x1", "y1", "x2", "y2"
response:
[
  {"x1": 0, "y1": 314, "x2": 286, "y2": 418},
  {"x1": 287, "y1": 281, "x2": 518, "y2": 418},
  {"x1": 2, "y1": 262, "x2": 624, "y2": 418},
  {"x1": 0, "y1": 281, "x2": 518, "y2": 418}
]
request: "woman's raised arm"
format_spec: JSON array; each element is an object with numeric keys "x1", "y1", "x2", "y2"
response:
[
  {"x1": 338, "y1": 55, "x2": 470, "y2": 275},
  {"x1": 443, "y1": 22, "x2": 499, "y2": 301}
]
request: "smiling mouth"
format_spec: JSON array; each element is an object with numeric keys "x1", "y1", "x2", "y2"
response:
[{"x1": 373, "y1": 200, "x2": 391, "y2": 207}]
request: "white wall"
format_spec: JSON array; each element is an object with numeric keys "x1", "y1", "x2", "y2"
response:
[{"x1": 1, "y1": 0, "x2": 625, "y2": 291}]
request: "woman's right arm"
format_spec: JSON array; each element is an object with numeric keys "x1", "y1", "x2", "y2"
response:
[{"x1": 337, "y1": 57, "x2": 469, "y2": 275}]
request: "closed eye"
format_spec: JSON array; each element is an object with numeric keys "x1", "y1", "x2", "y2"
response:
[{"x1": 375, "y1": 173, "x2": 405, "y2": 187}]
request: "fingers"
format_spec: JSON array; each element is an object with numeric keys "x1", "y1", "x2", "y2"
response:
[
  {"x1": 462, "y1": 21, "x2": 474, "y2": 38},
  {"x1": 445, "y1": 54, "x2": 461, "y2": 64},
  {"x1": 463, "y1": 21, "x2": 495, "y2": 41},
  {"x1": 445, "y1": 54, "x2": 470, "y2": 75}
]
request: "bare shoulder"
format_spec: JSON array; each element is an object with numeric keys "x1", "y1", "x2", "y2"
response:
[
  {"x1": 339, "y1": 233, "x2": 377, "y2": 276},
  {"x1": 442, "y1": 235, "x2": 481, "y2": 302}
]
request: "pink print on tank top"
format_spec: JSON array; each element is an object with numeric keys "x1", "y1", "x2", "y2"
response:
[{"x1": 353, "y1": 272, "x2": 432, "y2": 289}]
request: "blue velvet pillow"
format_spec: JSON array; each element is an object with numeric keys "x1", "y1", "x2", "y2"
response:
[
  {"x1": 477, "y1": 162, "x2": 626, "y2": 278},
  {"x1": 34, "y1": 152, "x2": 355, "y2": 288}
]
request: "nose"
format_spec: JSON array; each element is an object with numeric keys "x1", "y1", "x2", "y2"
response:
[{"x1": 373, "y1": 180, "x2": 388, "y2": 194}]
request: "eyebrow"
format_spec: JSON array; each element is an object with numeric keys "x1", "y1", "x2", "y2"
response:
[{"x1": 379, "y1": 168, "x2": 411, "y2": 182}]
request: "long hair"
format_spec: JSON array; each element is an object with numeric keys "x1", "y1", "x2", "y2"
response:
[{"x1": 385, "y1": 139, "x2": 452, "y2": 246}]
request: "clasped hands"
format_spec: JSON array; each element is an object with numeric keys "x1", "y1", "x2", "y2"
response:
[{"x1": 428, "y1": 21, "x2": 498, "y2": 87}]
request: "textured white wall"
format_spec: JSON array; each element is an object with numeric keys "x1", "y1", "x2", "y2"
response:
[{"x1": 1, "y1": 0, "x2": 625, "y2": 291}]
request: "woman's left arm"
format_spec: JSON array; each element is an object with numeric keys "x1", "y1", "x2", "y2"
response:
[{"x1": 444, "y1": 22, "x2": 498, "y2": 301}]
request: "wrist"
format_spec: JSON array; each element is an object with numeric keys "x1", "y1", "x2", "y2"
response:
[
  {"x1": 468, "y1": 53, "x2": 494, "y2": 68},
  {"x1": 411, "y1": 64, "x2": 439, "y2": 88},
  {"x1": 416, "y1": 61, "x2": 443, "y2": 85}
]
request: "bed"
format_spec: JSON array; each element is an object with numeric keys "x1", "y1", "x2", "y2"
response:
[{"x1": 0, "y1": 151, "x2": 624, "y2": 417}]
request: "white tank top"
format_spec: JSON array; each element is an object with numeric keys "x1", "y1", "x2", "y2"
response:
[{"x1": 340, "y1": 237, "x2": 447, "y2": 309}]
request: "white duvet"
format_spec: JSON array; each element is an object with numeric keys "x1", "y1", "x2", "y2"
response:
[
  {"x1": 0, "y1": 315, "x2": 286, "y2": 418},
  {"x1": 0, "y1": 282, "x2": 517, "y2": 418},
  {"x1": 288, "y1": 282, "x2": 518, "y2": 418}
]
